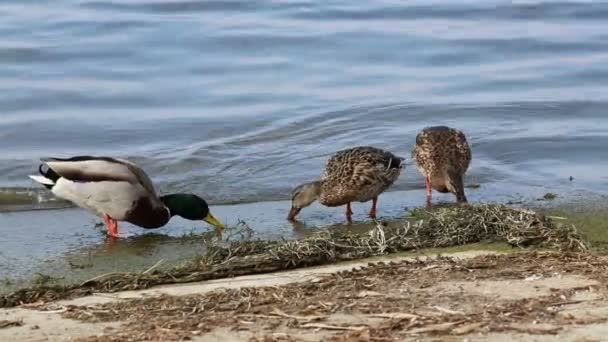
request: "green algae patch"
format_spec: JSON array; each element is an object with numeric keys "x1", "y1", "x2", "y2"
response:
[{"x1": 543, "y1": 208, "x2": 608, "y2": 252}]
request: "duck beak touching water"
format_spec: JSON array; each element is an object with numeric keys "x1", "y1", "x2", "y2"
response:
[
  {"x1": 287, "y1": 206, "x2": 302, "y2": 221},
  {"x1": 287, "y1": 181, "x2": 320, "y2": 221},
  {"x1": 203, "y1": 212, "x2": 225, "y2": 231}
]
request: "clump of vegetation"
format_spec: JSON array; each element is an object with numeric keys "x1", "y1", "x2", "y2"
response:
[
  {"x1": 543, "y1": 192, "x2": 558, "y2": 200},
  {"x1": 32, "y1": 273, "x2": 63, "y2": 287},
  {"x1": 0, "y1": 204, "x2": 588, "y2": 308}
]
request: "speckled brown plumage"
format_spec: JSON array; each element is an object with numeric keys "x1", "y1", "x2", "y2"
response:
[
  {"x1": 412, "y1": 126, "x2": 471, "y2": 205},
  {"x1": 319, "y1": 146, "x2": 403, "y2": 207},
  {"x1": 288, "y1": 146, "x2": 403, "y2": 222}
]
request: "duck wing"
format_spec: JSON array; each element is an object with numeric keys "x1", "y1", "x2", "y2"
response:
[
  {"x1": 321, "y1": 147, "x2": 403, "y2": 205},
  {"x1": 324, "y1": 147, "x2": 403, "y2": 180},
  {"x1": 42, "y1": 156, "x2": 158, "y2": 196}
]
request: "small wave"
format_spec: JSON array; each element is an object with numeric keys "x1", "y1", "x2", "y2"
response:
[
  {"x1": 0, "y1": 187, "x2": 72, "y2": 212},
  {"x1": 82, "y1": 0, "x2": 258, "y2": 13}
]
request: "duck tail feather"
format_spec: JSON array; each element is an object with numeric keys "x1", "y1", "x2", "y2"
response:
[
  {"x1": 389, "y1": 156, "x2": 405, "y2": 169},
  {"x1": 29, "y1": 164, "x2": 61, "y2": 189},
  {"x1": 29, "y1": 175, "x2": 55, "y2": 189}
]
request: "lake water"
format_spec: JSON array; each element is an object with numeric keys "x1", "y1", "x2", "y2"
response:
[{"x1": 2, "y1": 0, "x2": 608, "y2": 289}]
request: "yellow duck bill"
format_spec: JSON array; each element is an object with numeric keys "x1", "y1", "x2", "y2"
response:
[{"x1": 203, "y1": 212, "x2": 225, "y2": 230}]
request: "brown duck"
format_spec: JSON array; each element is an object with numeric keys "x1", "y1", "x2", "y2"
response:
[
  {"x1": 412, "y1": 126, "x2": 471, "y2": 207},
  {"x1": 288, "y1": 146, "x2": 404, "y2": 222}
]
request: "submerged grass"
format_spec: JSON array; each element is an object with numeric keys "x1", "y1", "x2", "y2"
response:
[
  {"x1": 545, "y1": 207, "x2": 608, "y2": 252},
  {"x1": 0, "y1": 204, "x2": 589, "y2": 308}
]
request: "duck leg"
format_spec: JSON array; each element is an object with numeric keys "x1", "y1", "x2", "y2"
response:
[
  {"x1": 425, "y1": 177, "x2": 432, "y2": 209},
  {"x1": 346, "y1": 202, "x2": 353, "y2": 223},
  {"x1": 369, "y1": 197, "x2": 378, "y2": 219},
  {"x1": 103, "y1": 214, "x2": 119, "y2": 238}
]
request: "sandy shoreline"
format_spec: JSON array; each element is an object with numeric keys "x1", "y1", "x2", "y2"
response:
[{"x1": 2, "y1": 249, "x2": 608, "y2": 341}]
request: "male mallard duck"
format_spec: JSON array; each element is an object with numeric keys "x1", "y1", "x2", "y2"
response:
[
  {"x1": 412, "y1": 126, "x2": 471, "y2": 206},
  {"x1": 288, "y1": 146, "x2": 404, "y2": 222},
  {"x1": 29, "y1": 156, "x2": 224, "y2": 238}
]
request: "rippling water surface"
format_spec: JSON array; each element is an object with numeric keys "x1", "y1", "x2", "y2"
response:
[{"x1": 1, "y1": 0, "x2": 608, "y2": 287}]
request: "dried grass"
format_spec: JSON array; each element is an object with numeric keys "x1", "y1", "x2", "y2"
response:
[
  {"x1": 0, "y1": 204, "x2": 588, "y2": 308},
  {"x1": 70, "y1": 252, "x2": 608, "y2": 341},
  {"x1": 0, "y1": 319, "x2": 23, "y2": 329}
]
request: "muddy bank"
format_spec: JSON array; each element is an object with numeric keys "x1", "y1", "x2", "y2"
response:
[{"x1": 0, "y1": 204, "x2": 587, "y2": 308}]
